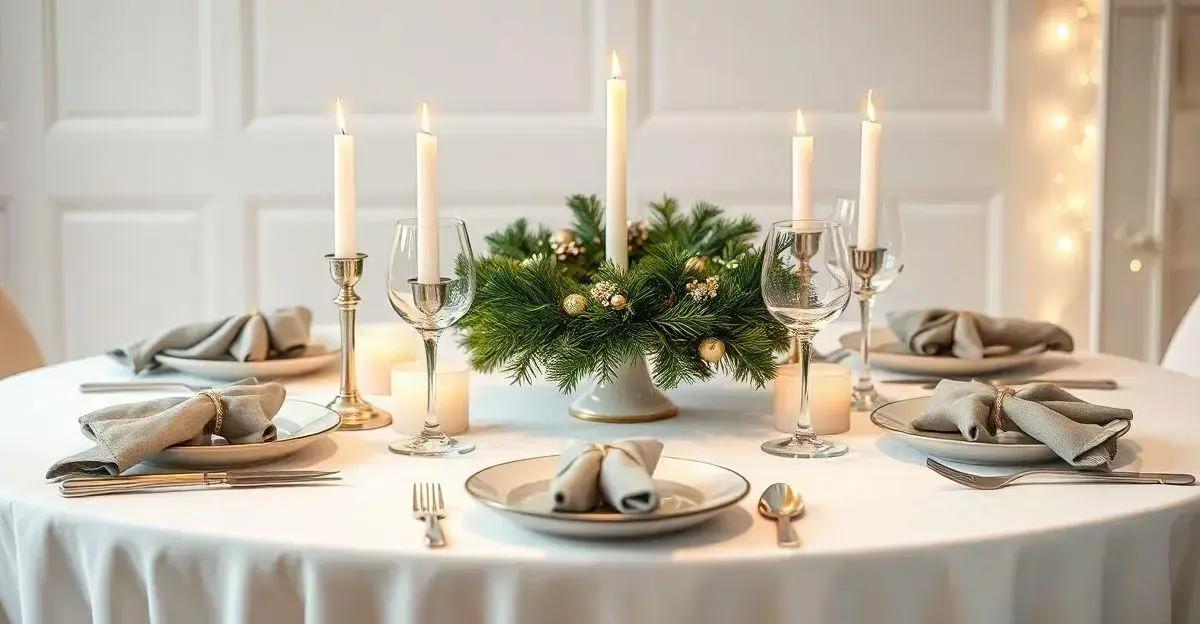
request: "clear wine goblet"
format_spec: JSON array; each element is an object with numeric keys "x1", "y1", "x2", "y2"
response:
[
  {"x1": 761, "y1": 219, "x2": 854, "y2": 458},
  {"x1": 834, "y1": 198, "x2": 905, "y2": 411},
  {"x1": 386, "y1": 218, "x2": 477, "y2": 456}
]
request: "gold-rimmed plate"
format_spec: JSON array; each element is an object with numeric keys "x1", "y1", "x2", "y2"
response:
[
  {"x1": 870, "y1": 396, "x2": 1109, "y2": 465},
  {"x1": 465, "y1": 456, "x2": 750, "y2": 538},
  {"x1": 144, "y1": 400, "x2": 341, "y2": 469},
  {"x1": 840, "y1": 327, "x2": 1044, "y2": 376},
  {"x1": 154, "y1": 344, "x2": 339, "y2": 381}
]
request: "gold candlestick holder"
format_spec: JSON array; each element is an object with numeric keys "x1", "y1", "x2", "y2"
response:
[
  {"x1": 325, "y1": 253, "x2": 392, "y2": 431},
  {"x1": 850, "y1": 246, "x2": 888, "y2": 411}
]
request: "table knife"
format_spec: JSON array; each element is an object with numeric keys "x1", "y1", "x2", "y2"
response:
[{"x1": 59, "y1": 470, "x2": 340, "y2": 497}]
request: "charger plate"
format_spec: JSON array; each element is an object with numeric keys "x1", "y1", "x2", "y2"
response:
[
  {"x1": 155, "y1": 344, "x2": 339, "y2": 381},
  {"x1": 466, "y1": 456, "x2": 750, "y2": 538},
  {"x1": 144, "y1": 400, "x2": 340, "y2": 469},
  {"x1": 840, "y1": 327, "x2": 1043, "y2": 376}
]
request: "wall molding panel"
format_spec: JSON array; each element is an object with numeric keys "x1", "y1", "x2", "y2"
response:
[{"x1": 0, "y1": 0, "x2": 1063, "y2": 360}]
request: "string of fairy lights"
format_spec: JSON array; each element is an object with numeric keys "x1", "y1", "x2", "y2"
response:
[{"x1": 1039, "y1": 0, "x2": 1104, "y2": 324}]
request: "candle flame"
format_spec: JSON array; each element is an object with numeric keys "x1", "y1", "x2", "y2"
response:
[
  {"x1": 335, "y1": 98, "x2": 347, "y2": 134},
  {"x1": 795, "y1": 108, "x2": 807, "y2": 135},
  {"x1": 610, "y1": 51, "x2": 622, "y2": 79},
  {"x1": 866, "y1": 89, "x2": 877, "y2": 123},
  {"x1": 420, "y1": 102, "x2": 431, "y2": 133}
]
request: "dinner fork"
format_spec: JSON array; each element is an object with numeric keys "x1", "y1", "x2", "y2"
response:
[
  {"x1": 413, "y1": 482, "x2": 447, "y2": 548},
  {"x1": 926, "y1": 458, "x2": 1195, "y2": 490}
]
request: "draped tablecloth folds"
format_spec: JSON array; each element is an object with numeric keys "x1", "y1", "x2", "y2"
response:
[{"x1": 1, "y1": 335, "x2": 1199, "y2": 624}]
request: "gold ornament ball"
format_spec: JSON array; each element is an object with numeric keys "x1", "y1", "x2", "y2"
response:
[
  {"x1": 562, "y1": 293, "x2": 587, "y2": 317},
  {"x1": 684, "y1": 256, "x2": 708, "y2": 273},
  {"x1": 550, "y1": 228, "x2": 578, "y2": 246},
  {"x1": 698, "y1": 337, "x2": 725, "y2": 362},
  {"x1": 609, "y1": 294, "x2": 628, "y2": 311}
]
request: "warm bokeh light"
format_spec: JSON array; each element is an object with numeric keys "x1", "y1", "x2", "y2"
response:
[
  {"x1": 610, "y1": 51, "x2": 622, "y2": 79},
  {"x1": 1056, "y1": 234, "x2": 1076, "y2": 255},
  {"x1": 1052, "y1": 22, "x2": 1073, "y2": 44},
  {"x1": 335, "y1": 98, "x2": 347, "y2": 134},
  {"x1": 1129, "y1": 258, "x2": 1143, "y2": 273},
  {"x1": 419, "y1": 102, "x2": 431, "y2": 133},
  {"x1": 866, "y1": 89, "x2": 877, "y2": 123},
  {"x1": 1051, "y1": 112, "x2": 1070, "y2": 130},
  {"x1": 795, "y1": 109, "x2": 807, "y2": 135}
]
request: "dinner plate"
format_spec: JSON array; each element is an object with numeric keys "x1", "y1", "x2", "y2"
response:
[
  {"x1": 465, "y1": 456, "x2": 750, "y2": 538},
  {"x1": 155, "y1": 344, "x2": 339, "y2": 380},
  {"x1": 870, "y1": 396, "x2": 1065, "y2": 465},
  {"x1": 839, "y1": 327, "x2": 1043, "y2": 376},
  {"x1": 144, "y1": 400, "x2": 341, "y2": 469}
]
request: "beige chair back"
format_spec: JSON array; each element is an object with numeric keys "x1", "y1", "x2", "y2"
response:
[
  {"x1": 1164, "y1": 293, "x2": 1200, "y2": 377},
  {"x1": 0, "y1": 287, "x2": 44, "y2": 378}
]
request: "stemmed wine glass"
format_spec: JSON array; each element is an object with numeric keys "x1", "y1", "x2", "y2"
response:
[
  {"x1": 386, "y1": 218, "x2": 477, "y2": 456},
  {"x1": 834, "y1": 198, "x2": 905, "y2": 411},
  {"x1": 760, "y1": 219, "x2": 854, "y2": 458}
]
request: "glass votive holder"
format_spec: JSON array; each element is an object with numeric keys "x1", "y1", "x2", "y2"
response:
[
  {"x1": 772, "y1": 362, "x2": 852, "y2": 435},
  {"x1": 390, "y1": 360, "x2": 470, "y2": 435},
  {"x1": 356, "y1": 324, "x2": 420, "y2": 395}
]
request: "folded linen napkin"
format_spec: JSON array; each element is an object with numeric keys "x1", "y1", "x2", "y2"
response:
[
  {"x1": 111, "y1": 306, "x2": 313, "y2": 374},
  {"x1": 46, "y1": 378, "x2": 284, "y2": 480},
  {"x1": 550, "y1": 438, "x2": 665, "y2": 513},
  {"x1": 915, "y1": 380, "x2": 1132, "y2": 468},
  {"x1": 887, "y1": 309, "x2": 1074, "y2": 359}
]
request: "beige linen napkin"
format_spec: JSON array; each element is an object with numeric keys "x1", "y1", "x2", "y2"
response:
[
  {"x1": 915, "y1": 380, "x2": 1132, "y2": 468},
  {"x1": 111, "y1": 306, "x2": 313, "y2": 374},
  {"x1": 887, "y1": 309, "x2": 1073, "y2": 359},
  {"x1": 550, "y1": 438, "x2": 665, "y2": 513},
  {"x1": 46, "y1": 378, "x2": 285, "y2": 480}
]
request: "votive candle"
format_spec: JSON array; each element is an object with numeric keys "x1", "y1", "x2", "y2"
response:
[
  {"x1": 391, "y1": 361, "x2": 469, "y2": 435},
  {"x1": 773, "y1": 363, "x2": 852, "y2": 435}
]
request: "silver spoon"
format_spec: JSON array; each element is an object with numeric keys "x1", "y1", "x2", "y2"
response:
[{"x1": 757, "y1": 483, "x2": 804, "y2": 548}]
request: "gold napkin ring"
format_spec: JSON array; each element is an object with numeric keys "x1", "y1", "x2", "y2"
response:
[
  {"x1": 201, "y1": 390, "x2": 225, "y2": 435},
  {"x1": 989, "y1": 386, "x2": 1016, "y2": 435}
]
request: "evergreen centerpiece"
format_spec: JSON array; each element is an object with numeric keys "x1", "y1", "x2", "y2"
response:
[{"x1": 459, "y1": 195, "x2": 790, "y2": 393}]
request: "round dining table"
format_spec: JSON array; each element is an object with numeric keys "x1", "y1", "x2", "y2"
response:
[{"x1": 2, "y1": 328, "x2": 1199, "y2": 624}]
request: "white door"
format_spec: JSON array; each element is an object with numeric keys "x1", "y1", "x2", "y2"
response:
[
  {"x1": 1096, "y1": 0, "x2": 1200, "y2": 361},
  {"x1": 0, "y1": 0, "x2": 1099, "y2": 361}
]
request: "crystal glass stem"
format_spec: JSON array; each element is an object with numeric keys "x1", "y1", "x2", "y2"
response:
[
  {"x1": 856, "y1": 289, "x2": 875, "y2": 391},
  {"x1": 420, "y1": 332, "x2": 444, "y2": 439},
  {"x1": 794, "y1": 333, "x2": 816, "y2": 439}
]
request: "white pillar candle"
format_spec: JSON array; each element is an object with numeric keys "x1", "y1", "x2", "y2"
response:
[
  {"x1": 355, "y1": 324, "x2": 420, "y2": 395},
  {"x1": 773, "y1": 363, "x2": 852, "y2": 435},
  {"x1": 416, "y1": 103, "x2": 440, "y2": 283},
  {"x1": 391, "y1": 361, "x2": 469, "y2": 435},
  {"x1": 333, "y1": 99, "x2": 356, "y2": 258},
  {"x1": 791, "y1": 108, "x2": 814, "y2": 221},
  {"x1": 605, "y1": 51, "x2": 629, "y2": 270},
  {"x1": 857, "y1": 90, "x2": 882, "y2": 249}
]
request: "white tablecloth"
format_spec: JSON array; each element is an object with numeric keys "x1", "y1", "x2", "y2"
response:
[{"x1": 2, "y1": 332, "x2": 1200, "y2": 624}]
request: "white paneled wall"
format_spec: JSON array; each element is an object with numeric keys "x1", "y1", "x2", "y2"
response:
[{"x1": 1, "y1": 0, "x2": 1068, "y2": 361}]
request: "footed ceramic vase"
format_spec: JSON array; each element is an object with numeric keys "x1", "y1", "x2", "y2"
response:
[{"x1": 568, "y1": 356, "x2": 678, "y2": 423}]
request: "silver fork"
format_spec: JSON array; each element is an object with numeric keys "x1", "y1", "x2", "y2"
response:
[
  {"x1": 927, "y1": 458, "x2": 1195, "y2": 490},
  {"x1": 413, "y1": 482, "x2": 447, "y2": 548}
]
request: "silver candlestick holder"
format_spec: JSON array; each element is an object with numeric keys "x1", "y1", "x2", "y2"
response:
[
  {"x1": 325, "y1": 253, "x2": 392, "y2": 431},
  {"x1": 850, "y1": 246, "x2": 887, "y2": 411}
]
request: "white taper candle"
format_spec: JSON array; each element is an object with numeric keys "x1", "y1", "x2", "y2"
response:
[
  {"x1": 333, "y1": 99, "x2": 356, "y2": 258},
  {"x1": 857, "y1": 90, "x2": 882, "y2": 249},
  {"x1": 605, "y1": 51, "x2": 629, "y2": 270},
  {"x1": 791, "y1": 108, "x2": 814, "y2": 222},
  {"x1": 416, "y1": 103, "x2": 440, "y2": 283}
]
